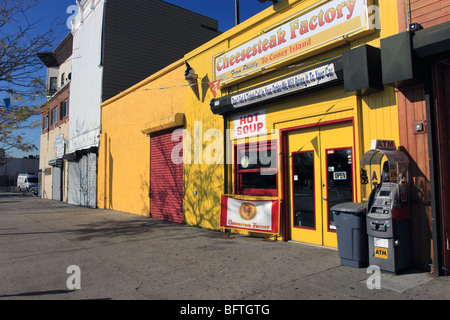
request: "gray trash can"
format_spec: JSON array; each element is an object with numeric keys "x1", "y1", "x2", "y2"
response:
[{"x1": 331, "y1": 202, "x2": 368, "y2": 268}]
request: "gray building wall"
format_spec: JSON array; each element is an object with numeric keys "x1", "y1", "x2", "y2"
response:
[{"x1": 101, "y1": 0, "x2": 220, "y2": 101}]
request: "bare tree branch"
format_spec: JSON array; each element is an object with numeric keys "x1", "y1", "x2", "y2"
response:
[{"x1": 0, "y1": 0, "x2": 60, "y2": 154}]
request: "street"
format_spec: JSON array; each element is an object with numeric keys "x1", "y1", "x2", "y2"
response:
[{"x1": 0, "y1": 193, "x2": 449, "y2": 306}]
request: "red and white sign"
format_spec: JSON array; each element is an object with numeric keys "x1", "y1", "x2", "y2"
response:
[
  {"x1": 220, "y1": 195, "x2": 279, "y2": 234},
  {"x1": 371, "y1": 139, "x2": 397, "y2": 150},
  {"x1": 234, "y1": 109, "x2": 267, "y2": 139},
  {"x1": 214, "y1": 0, "x2": 372, "y2": 85}
]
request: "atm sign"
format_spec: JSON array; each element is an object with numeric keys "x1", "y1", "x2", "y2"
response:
[{"x1": 375, "y1": 247, "x2": 388, "y2": 259}]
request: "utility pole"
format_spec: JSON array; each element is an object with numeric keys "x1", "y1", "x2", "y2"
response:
[{"x1": 235, "y1": 0, "x2": 240, "y2": 25}]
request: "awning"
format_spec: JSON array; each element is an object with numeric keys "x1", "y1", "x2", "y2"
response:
[
  {"x1": 413, "y1": 21, "x2": 450, "y2": 58},
  {"x1": 141, "y1": 113, "x2": 185, "y2": 135},
  {"x1": 360, "y1": 149, "x2": 409, "y2": 167},
  {"x1": 210, "y1": 57, "x2": 344, "y2": 116},
  {"x1": 48, "y1": 158, "x2": 64, "y2": 168}
]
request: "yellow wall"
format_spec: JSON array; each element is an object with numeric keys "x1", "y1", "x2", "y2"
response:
[
  {"x1": 98, "y1": 59, "x2": 185, "y2": 216},
  {"x1": 183, "y1": 0, "x2": 400, "y2": 231},
  {"x1": 183, "y1": 43, "x2": 229, "y2": 229},
  {"x1": 97, "y1": 0, "x2": 401, "y2": 230}
]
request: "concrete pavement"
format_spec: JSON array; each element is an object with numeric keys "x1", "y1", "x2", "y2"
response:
[{"x1": 0, "y1": 193, "x2": 449, "y2": 303}]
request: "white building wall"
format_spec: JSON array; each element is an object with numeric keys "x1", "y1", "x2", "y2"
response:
[{"x1": 68, "y1": 0, "x2": 104, "y2": 153}]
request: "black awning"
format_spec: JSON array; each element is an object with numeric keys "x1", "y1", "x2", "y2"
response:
[
  {"x1": 413, "y1": 21, "x2": 450, "y2": 59},
  {"x1": 210, "y1": 57, "x2": 344, "y2": 115},
  {"x1": 48, "y1": 158, "x2": 64, "y2": 168}
]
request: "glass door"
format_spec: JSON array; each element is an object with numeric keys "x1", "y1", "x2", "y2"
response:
[{"x1": 287, "y1": 123, "x2": 354, "y2": 247}]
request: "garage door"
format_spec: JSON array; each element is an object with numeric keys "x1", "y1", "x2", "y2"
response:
[{"x1": 150, "y1": 129, "x2": 183, "y2": 223}]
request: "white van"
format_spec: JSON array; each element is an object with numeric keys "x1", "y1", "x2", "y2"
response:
[{"x1": 17, "y1": 173, "x2": 39, "y2": 194}]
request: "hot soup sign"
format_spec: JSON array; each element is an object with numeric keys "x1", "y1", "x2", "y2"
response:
[{"x1": 234, "y1": 109, "x2": 267, "y2": 139}]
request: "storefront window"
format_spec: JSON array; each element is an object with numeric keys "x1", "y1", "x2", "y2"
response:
[{"x1": 235, "y1": 141, "x2": 277, "y2": 196}]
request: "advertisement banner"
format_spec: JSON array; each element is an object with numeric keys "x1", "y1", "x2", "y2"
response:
[
  {"x1": 54, "y1": 135, "x2": 65, "y2": 159},
  {"x1": 214, "y1": 0, "x2": 371, "y2": 85},
  {"x1": 231, "y1": 64, "x2": 337, "y2": 109},
  {"x1": 220, "y1": 195, "x2": 280, "y2": 234}
]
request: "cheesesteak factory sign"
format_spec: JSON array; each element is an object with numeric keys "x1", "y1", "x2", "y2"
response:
[
  {"x1": 221, "y1": 195, "x2": 280, "y2": 234},
  {"x1": 214, "y1": 0, "x2": 371, "y2": 85}
]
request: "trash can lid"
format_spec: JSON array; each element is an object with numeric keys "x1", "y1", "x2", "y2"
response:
[{"x1": 330, "y1": 202, "x2": 366, "y2": 216}]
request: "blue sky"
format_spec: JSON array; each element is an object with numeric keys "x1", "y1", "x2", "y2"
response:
[{"x1": 5, "y1": 0, "x2": 274, "y2": 158}]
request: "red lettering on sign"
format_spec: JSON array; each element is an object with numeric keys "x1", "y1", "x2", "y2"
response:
[{"x1": 376, "y1": 140, "x2": 396, "y2": 150}]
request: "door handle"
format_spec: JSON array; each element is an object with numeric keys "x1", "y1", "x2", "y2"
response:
[{"x1": 322, "y1": 197, "x2": 328, "y2": 201}]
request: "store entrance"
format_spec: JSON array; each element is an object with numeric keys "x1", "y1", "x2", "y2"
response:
[{"x1": 285, "y1": 122, "x2": 355, "y2": 247}]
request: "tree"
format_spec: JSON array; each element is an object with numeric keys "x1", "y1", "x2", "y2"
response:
[{"x1": 0, "y1": 0, "x2": 57, "y2": 154}]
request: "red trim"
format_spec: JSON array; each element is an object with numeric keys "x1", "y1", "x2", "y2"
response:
[
  {"x1": 220, "y1": 195, "x2": 228, "y2": 227},
  {"x1": 234, "y1": 140, "x2": 278, "y2": 197},
  {"x1": 279, "y1": 117, "x2": 354, "y2": 133},
  {"x1": 279, "y1": 117, "x2": 356, "y2": 241},
  {"x1": 280, "y1": 131, "x2": 289, "y2": 241},
  {"x1": 290, "y1": 150, "x2": 317, "y2": 231},
  {"x1": 351, "y1": 118, "x2": 358, "y2": 202}
]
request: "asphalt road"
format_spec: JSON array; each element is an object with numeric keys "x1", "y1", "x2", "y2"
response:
[{"x1": 0, "y1": 193, "x2": 449, "y2": 310}]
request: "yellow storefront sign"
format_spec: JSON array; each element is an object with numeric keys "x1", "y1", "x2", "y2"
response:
[{"x1": 214, "y1": 0, "x2": 374, "y2": 85}]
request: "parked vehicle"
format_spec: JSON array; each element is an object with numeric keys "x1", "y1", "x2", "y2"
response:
[{"x1": 17, "y1": 173, "x2": 38, "y2": 194}]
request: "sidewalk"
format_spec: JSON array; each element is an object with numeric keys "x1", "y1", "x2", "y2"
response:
[{"x1": 0, "y1": 194, "x2": 449, "y2": 302}]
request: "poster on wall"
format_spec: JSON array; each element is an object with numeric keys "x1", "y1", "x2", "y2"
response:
[
  {"x1": 54, "y1": 135, "x2": 65, "y2": 159},
  {"x1": 220, "y1": 195, "x2": 280, "y2": 234}
]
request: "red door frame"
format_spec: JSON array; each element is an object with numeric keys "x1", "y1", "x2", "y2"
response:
[{"x1": 279, "y1": 118, "x2": 356, "y2": 241}]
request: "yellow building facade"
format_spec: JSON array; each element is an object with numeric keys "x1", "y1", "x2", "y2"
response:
[
  {"x1": 183, "y1": 0, "x2": 401, "y2": 247},
  {"x1": 98, "y1": 0, "x2": 403, "y2": 249},
  {"x1": 98, "y1": 60, "x2": 186, "y2": 216}
]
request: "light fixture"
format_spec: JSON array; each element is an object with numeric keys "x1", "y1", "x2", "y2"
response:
[
  {"x1": 185, "y1": 62, "x2": 200, "y2": 100},
  {"x1": 409, "y1": 22, "x2": 423, "y2": 32}
]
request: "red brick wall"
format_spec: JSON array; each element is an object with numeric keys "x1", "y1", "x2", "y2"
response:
[
  {"x1": 41, "y1": 85, "x2": 70, "y2": 134},
  {"x1": 398, "y1": 0, "x2": 450, "y2": 31}
]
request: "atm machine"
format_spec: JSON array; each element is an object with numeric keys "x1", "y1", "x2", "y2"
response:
[{"x1": 360, "y1": 140, "x2": 411, "y2": 274}]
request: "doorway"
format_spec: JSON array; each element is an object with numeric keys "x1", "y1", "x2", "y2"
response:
[{"x1": 284, "y1": 122, "x2": 355, "y2": 247}]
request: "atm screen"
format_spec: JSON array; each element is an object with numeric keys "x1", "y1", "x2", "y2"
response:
[{"x1": 379, "y1": 190, "x2": 390, "y2": 197}]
